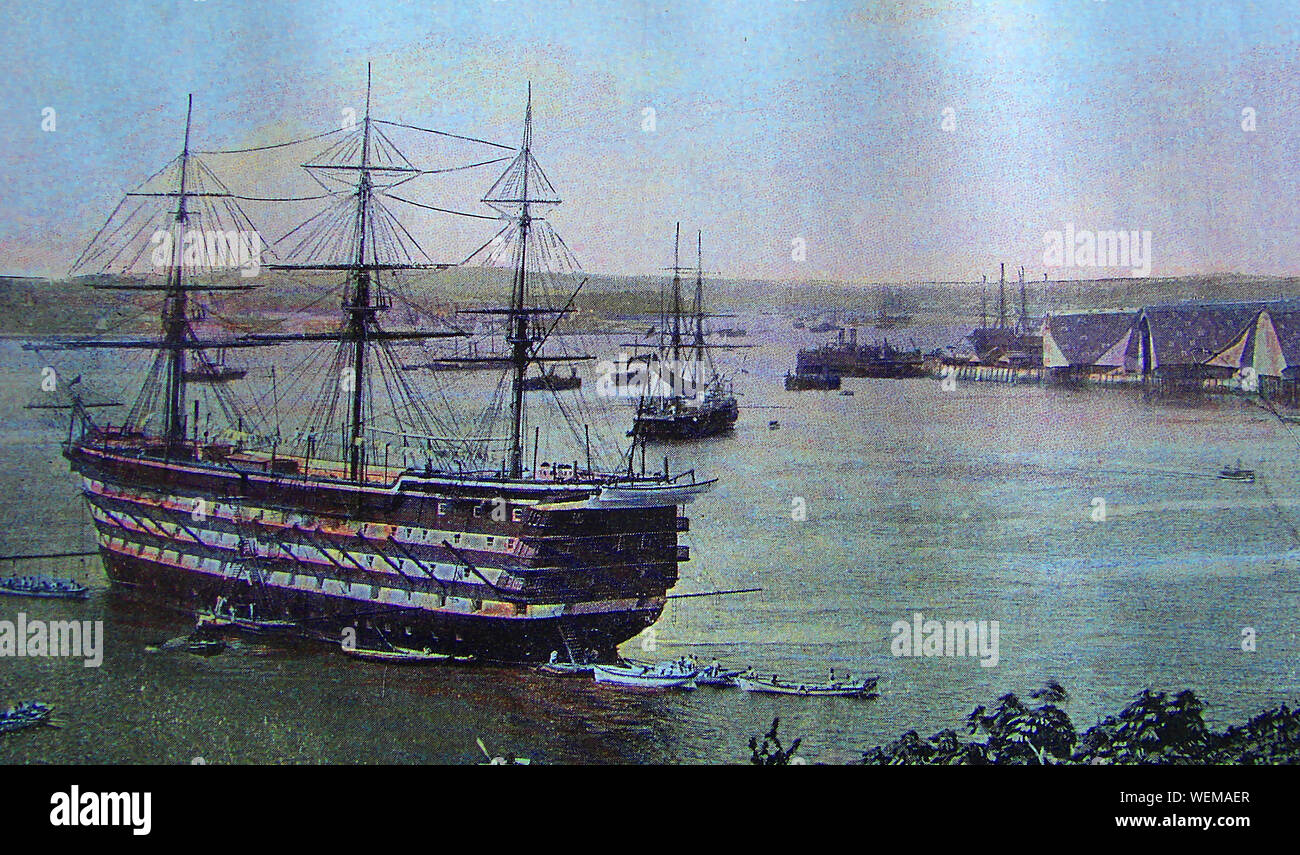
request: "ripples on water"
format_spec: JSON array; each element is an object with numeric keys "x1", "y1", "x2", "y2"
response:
[{"x1": 2, "y1": 324, "x2": 1298, "y2": 764}]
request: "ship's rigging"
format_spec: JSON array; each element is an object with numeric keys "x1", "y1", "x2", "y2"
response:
[{"x1": 31, "y1": 68, "x2": 633, "y2": 484}]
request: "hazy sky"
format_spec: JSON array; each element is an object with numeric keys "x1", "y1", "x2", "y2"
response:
[{"x1": 2, "y1": 0, "x2": 1298, "y2": 283}]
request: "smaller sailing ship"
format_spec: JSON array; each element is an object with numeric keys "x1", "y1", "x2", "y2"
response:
[{"x1": 630, "y1": 226, "x2": 740, "y2": 440}]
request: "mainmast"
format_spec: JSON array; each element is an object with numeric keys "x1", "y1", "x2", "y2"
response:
[
  {"x1": 163, "y1": 95, "x2": 195, "y2": 451},
  {"x1": 345, "y1": 65, "x2": 377, "y2": 482},
  {"x1": 692, "y1": 230, "x2": 705, "y2": 366},
  {"x1": 506, "y1": 84, "x2": 536, "y2": 480},
  {"x1": 669, "y1": 223, "x2": 683, "y2": 366}
]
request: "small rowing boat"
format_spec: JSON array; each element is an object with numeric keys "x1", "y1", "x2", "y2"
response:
[
  {"x1": 0, "y1": 701, "x2": 54, "y2": 735},
  {"x1": 592, "y1": 662, "x2": 699, "y2": 690},
  {"x1": 196, "y1": 610, "x2": 298, "y2": 634},
  {"x1": 539, "y1": 649, "x2": 600, "y2": 676},
  {"x1": 0, "y1": 575, "x2": 89, "y2": 600},
  {"x1": 187, "y1": 636, "x2": 228, "y2": 656},
  {"x1": 340, "y1": 642, "x2": 472, "y2": 664},
  {"x1": 196, "y1": 597, "x2": 298, "y2": 634},
  {"x1": 735, "y1": 674, "x2": 878, "y2": 698},
  {"x1": 696, "y1": 662, "x2": 747, "y2": 687},
  {"x1": 1218, "y1": 461, "x2": 1255, "y2": 483}
]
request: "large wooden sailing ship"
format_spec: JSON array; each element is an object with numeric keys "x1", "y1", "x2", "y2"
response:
[
  {"x1": 29, "y1": 71, "x2": 712, "y2": 663},
  {"x1": 629, "y1": 226, "x2": 740, "y2": 440}
]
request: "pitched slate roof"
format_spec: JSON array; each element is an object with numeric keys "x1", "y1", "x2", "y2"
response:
[{"x1": 1042, "y1": 311, "x2": 1139, "y2": 368}]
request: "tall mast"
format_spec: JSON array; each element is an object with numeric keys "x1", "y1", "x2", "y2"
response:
[
  {"x1": 669, "y1": 222, "x2": 682, "y2": 365},
  {"x1": 345, "y1": 64, "x2": 376, "y2": 482},
  {"x1": 1019, "y1": 265, "x2": 1028, "y2": 331},
  {"x1": 693, "y1": 230, "x2": 705, "y2": 365},
  {"x1": 980, "y1": 274, "x2": 987, "y2": 329},
  {"x1": 998, "y1": 262, "x2": 1007, "y2": 330},
  {"x1": 506, "y1": 83, "x2": 535, "y2": 479},
  {"x1": 163, "y1": 94, "x2": 195, "y2": 451}
]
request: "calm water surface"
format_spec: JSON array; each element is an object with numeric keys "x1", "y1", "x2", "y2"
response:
[{"x1": 2, "y1": 323, "x2": 1298, "y2": 764}]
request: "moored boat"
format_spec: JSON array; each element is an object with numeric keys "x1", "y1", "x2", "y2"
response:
[
  {"x1": 735, "y1": 674, "x2": 878, "y2": 698},
  {"x1": 0, "y1": 701, "x2": 54, "y2": 735},
  {"x1": 1218, "y1": 461, "x2": 1255, "y2": 483},
  {"x1": 592, "y1": 662, "x2": 699, "y2": 690},
  {"x1": 784, "y1": 368, "x2": 841, "y2": 391},
  {"x1": 187, "y1": 636, "x2": 227, "y2": 656},
  {"x1": 341, "y1": 641, "x2": 472, "y2": 664},
  {"x1": 0, "y1": 575, "x2": 89, "y2": 599},
  {"x1": 196, "y1": 599, "x2": 298, "y2": 635},
  {"x1": 539, "y1": 648, "x2": 601, "y2": 676},
  {"x1": 695, "y1": 661, "x2": 746, "y2": 686}
]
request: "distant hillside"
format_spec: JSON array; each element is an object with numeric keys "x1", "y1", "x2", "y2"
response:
[{"x1": 6, "y1": 271, "x2": 1300, "y2": 336}]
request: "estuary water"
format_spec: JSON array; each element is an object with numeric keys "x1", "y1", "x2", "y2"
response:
[{"x1": 2, "y1": 322, "x2": 1299, "y2": 765}]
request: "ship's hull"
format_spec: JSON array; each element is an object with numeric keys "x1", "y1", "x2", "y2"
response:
[
  {"x1": 67, "y1": 440, "x2": 689, "y2": 663},
  {"x1": 631, "y1": 405, "x2": 738, "y2": 441},
  {"x1": 796, "y1": 347, "x2": 929, "y2": 379},
  {"x1": 784, "y1": 372, "x2": 842, "y2": 391}
]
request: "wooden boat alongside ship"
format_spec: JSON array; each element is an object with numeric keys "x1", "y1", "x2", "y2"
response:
[
  {"x1": 341, "y1": 641, "x2": 475, "y2": 664},
  {"x1": 195, "y1": 603, "x2": 298, "y2": 635}
]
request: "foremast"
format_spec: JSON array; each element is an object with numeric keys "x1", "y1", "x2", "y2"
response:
[
  {"x1": 162, "y1": 96, "x2": 195, "y2": 451},
  {"x1": 505, "y1": 87, "x2": 537, "y2": 480}
]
